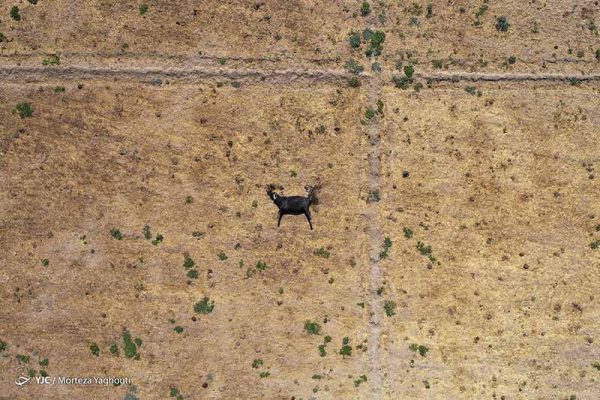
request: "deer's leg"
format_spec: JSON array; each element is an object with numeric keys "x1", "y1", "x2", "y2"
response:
[
  {"x1": 304, "y1": 209, "x2": 313, "y2": 230},
  {"x1": 277, "y1": 210, "x2": 283, "y2": 227}
]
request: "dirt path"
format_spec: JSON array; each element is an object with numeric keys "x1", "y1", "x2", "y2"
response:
[
  {"x1": 362, "y1": 73, "x2": 385, "y2": 399},
  {"x1": 1, "y1": 56, "x2": 600, "y2": 85}
]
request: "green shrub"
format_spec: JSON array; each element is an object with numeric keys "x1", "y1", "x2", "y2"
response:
[
  {"x1": 10, "y1": 6, "x2": 21, "y2": 21},
  {"x1": 0, "y1": 340, "x2": 7, "y2": 353},
  {"x1": 348, "y1": 77, "x2": 361, "y2": 88},
  {"x1": 360, "y1": 1, "x2": 370, "y2": 16},
  {"x1": 508, "y1": 55, "x2": 517, "y2": 64},
  {"x1": 344, "y1": 59, "x2": 364, "y2": 75},
  {"x1": 110, "y1": 228, "x2": 123, "y2": 240},
  {"x1": 0, "y1": 33, "x2": 6, "y2": 43},
  {"x1": 404, "y1": 64, "x2": 414, "y2": 78},
  {"x1": 392, "y1": 76, "x2": 412, "y2": 89},
  {"x1": 348, "y1": 31, "x2": 361, "y2": 49},
  {"x1": 186, "y1": 269, "x2": 198, "y2": 279},
  {"x1": 15, "y1": 102, "x2": 33, "y2": 118},
  {"x1": 384, "y1": 300, "x2": 396, "y2": 317},
  {"x1": 403, "y1": 227, "x2": 413, "y2": 238},
  {"x1": 122, "y1": 330, "x2": 138, "y2": 359},
  {"x1": 183, "y1": 255, "x2": 195, "y2": 269},
  {"x1": 409, "y1": 343, "x2": 429, "y2": 356},
  {"x1": 252, "y1": 359, "x2": 263, "y2": 368},
  {"x1": 42, "y1": 55, "x2": 60, "y2": 66},
  {"x1": 464, "y1": 86, "x2": 477, "y2": 95},
  {"x1": 304, "y1": 321, "x2": 321, "y2": 335},
  {"x1": 194, "y1": 297, "x2": 214, "y2": 314},
  {"x1": 139, "y1": 3, "x2": 148, "y2": 15},
  {"x1": 255, "y1": 261, "x2": 267, "y2": 271},
  {"x1": 495, "y1": 16, "x2": 510, "y2": 32},
  {"x1": 143, "y1": 225, "x2": 152, "y2": 239},
  {"x1": 89, "y1": 343, "x2": 100, "y2": 357},
  {"x1": 41, "y1": 258, "x2": 49, "y2": 267},
  {"x1": 109, "y1": 343, "x2": 119, "y2": 356},
  {"x1": 217, "y1": 251, "x2": 227, "y2": 261},
  {"x1": 365, "y1": 108, "x2": 376, "y2": 120},
  {"x1": 173, "y1": 326, "x2": 184, "y2": 334},
  {"x1": 313, "y1": 247, "x2": 330, "y2": 258}
]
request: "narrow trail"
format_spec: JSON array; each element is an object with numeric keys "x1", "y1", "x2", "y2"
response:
[
  {"x1": 363, "y1": 75, "x2": 385, "y2": 399},
  {"x1": 0, "y1": 57, "x2": 600, "y2": 85},
  {"x1": 0, "y1": 65, "x2": 349, "y2": 84}
]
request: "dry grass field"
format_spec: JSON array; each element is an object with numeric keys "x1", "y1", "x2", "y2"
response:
[{"x1": 0, "y1": 1, "x2": 599, "y2": 400}]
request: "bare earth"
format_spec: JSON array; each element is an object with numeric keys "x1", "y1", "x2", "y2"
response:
[{"x1": 0, "y1": 1, "x2": 599, "y2": 399}]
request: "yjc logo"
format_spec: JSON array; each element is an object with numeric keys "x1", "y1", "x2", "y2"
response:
[
  {"x1": 35, "y1": 376, "x2": 52, "y2": 384},
  {"x1": 15, "y1": 376, "x2": 31, "y2": 386}
]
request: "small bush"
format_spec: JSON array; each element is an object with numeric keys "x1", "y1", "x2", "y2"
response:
[
  {"x1": 508, "y1": 56, "x2": 517, "y2": 64},
  {"x1": 495, "y1": 16, "x2": 510, "y2": 32},
  {"x1": 348, "y1": 77, "x2": 361, "y2": 88},
  {"x1": 122, "y1": 330, "x2": 139, "y2": 359},
  {"x1": 314, "y1": 247, "x2": 330, "y2": 258},
  {"x1": 344, "y1": 59, "x2": 364, "y2": 75},
  {"x1": 384, "y1": 300, "x2": 396, "y2": 317},
  {"x1": 41, "y1": 258, "x2": 49, "y2": 267},
  {"x1": 409, "y1": 343, "x2": 429, "y2": 357},
  {"x1": 304, "y1": 321, "x2": 321, "y2": 335},
  {"x1": 465, "y1": 86, "x2": 477, "y2": 95},
  {"x1": 139, "y1": 3, "x2": 148, "y2": 15},
  {"x1": 15, "y1": 102, "x2": 33, "y2": 118},
  {"x1": 404, "y1": 64, "x2": 414, "y2": 78},
  {"x1": 365, "y1": 108, "x2": 376, "y2": 120},
  {"x1": 403, "y1": 227, "x2": 413, "y2": 238},
  {"x1": 217, "y1": 251, "x2": 227, "y2": 261},
  {"x1": 89, "y1": 343, "x2": 100, "y2": 357},
  {"x1": 360, "y1": 1, "x2": 370, "y2": 16},
  {"x1": 110, "y1": 228, "x2": 123, "y2": 240},
  {"x1": 252, "y1": 359, "x2": 263, "y2": 368},
  {"x1": 392, "y1": 76, "x2": 412, "y2": 89},
  {"x1": 42, "y1": 55, "x2": 60, "y2": 66},
  {"x1": 194, "y1": 297, "x2": 214, "y2": 314},
  {"x1": 10, "y1": 6, "x2": 21, "y2": 21},
  {"x1": 183, "y1": 255, "x2": 195, "y2": 269},
  {"x1": 348, "y1": 31, "x2": 361, "y2": 49}
]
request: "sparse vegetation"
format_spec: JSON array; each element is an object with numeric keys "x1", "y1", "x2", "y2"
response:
[
  {"x1": 409, "y1": 343, "x2": 429, "y2": 357},
  {"x1": 43, "y1": 55, "x2": 60, "y2": 66},
  {"x1": 403, "y1": 227, "x2": 413, "y2": 239},
  {"x1": 496, "y1": 16, "x2": 510, "y2": 32},
  {"x1": 122, "y1": 330, "x2": 140, "y2": 359},
  {"x1": 110, "y1": 228, "x2": 123, "y2": 240},
  {"x1": 348, "y1": 31, "x2": 361, "y2": 49},
  {"x1": 339, "y1": 337, "x2": 352, "y2": 357},
  {"x1": 379, "y1": 237, "x2": 392, "y2": 259},
  {"x1": 15, "y1": 102, "x2": 33, "y2": 118},
  {"x1": 354, "y1": 374, "x2": 368, "y2": 387},
  {"x1": 217, "y1": 251, "x2": 228, "y2": 261},
  {"x1": 194, "y1": 297, "x2": 215, "y2": 314},
  {"x1": 304, "y1": 320, "x2": 321, "y2": 335},
  {"x1": 344, "y1": 59, "x2": 364, "y2": 75},
  {"x1": 10, "y1": 6, "x2": 21, "y2": 21},
  {"x1": 314, "y1": 247, "x2": 330, "y2": 258},
  {"x1": 41, "y1": 258, "x2": 49, "y2": 267},
  {"x1": 139, "y1": 3, "x2": 149, "y2": 15},
  {"x1": 384, "y1": 300, "x2": 396, "y2": 317},
  {"x1": 360, "y1": 1, "x2": 370, "y2": 17},
  {"x1": 89, "y1": 343, "x2": 100, "y2": 357}
]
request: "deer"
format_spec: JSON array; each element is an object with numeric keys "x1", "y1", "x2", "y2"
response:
[{"x1": 266, "y1": 184, "x2": 318, "y2": 230}]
